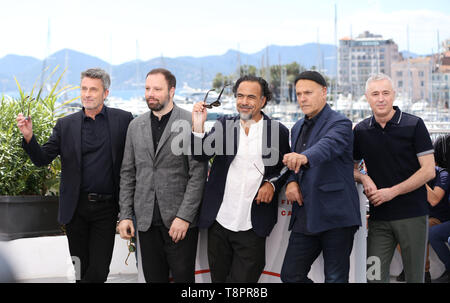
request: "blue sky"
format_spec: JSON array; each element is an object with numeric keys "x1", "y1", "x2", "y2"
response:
[{"x1": 1, "y1": 0, "x2": 449, "y2": 64}]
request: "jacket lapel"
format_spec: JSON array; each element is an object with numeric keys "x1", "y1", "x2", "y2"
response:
[
  {"x1": 261, "y1": 113, "x2": 273, "y2": 166},
  {"x1": 73, "y1": 111, "x2": 83, "y2": 167},
  {"x1": 141, "y1": 112, "x2": 156, "y2": 160},
  {"x1": 291, "y1": 119, "x2": 304, "y2": 152},
  {"x1": 155, "y1": 104, "x2": 179, "y2": 158},
  {"x1": 225, "y1": 115, "x2": 240, "y2": 164},
  {"x1": 306, "y1": 104, "x2": 331, "y2": 147}
]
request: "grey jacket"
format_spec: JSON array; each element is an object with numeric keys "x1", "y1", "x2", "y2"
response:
[{"x1": 119, "y1": 104, "x2": 207, "y2": 231}]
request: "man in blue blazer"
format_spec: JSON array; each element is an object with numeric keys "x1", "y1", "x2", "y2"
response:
[
  {"x1": 17, "y1": 68, "x2": 133, "y2": 282},
  {"x1": 191, "y1": 75, "x2": 290, "y2": 282},
  {"x1": 280, "y1": 71, "x2": 361, "y2": 283}
]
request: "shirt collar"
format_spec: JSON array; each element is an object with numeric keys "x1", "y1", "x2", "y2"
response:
[
  {"x1": 240, "y1": 115, "x2": 264, "y2": 129},
  {"x1": 305, "y1": 103, "x2": 327, "y2": 125},
  {"x1": 150, "y1": 108, "x2": 173, "y2": 122},
  {"x1": 82, "y1": 105, "x2": 107, "y2": 120},
  {"x1": 369, "y1": 106, "x2": 402, "y2": 128},
  {"x1": 390, "y1": 106, "x2": 403, "y2": 125}
]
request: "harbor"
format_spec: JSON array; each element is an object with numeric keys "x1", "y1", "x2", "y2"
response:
[{"x1": 1, "y1": 0, "x2": 449, "y2": 287}]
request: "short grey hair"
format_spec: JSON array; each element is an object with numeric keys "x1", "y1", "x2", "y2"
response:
[
  {"x1": 81, "y1": 68, "x2": 111, "y2": 91},
  {"x1": 365, "y1": 73, "x2": 394, "y2": 92}
]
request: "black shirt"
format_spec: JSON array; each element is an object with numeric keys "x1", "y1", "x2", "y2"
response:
[
  {"x1": 292, "y1": 108, "x2": 325, "y2": 235},
  {"x1": 353, "y1": 107, "x2": 434, "y2": 221},
  {"x1": 150, "y1": 109, "x2": 173, "y2": 226},
  {"x1": 80, "y1": 106, "x2": 114, "y2": 194},
  {"x1": 150, "y1": 110, "x2": 173, "y2": 153}
]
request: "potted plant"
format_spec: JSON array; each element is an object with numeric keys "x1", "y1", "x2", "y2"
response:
[{"x1": 0, "y1": 67, "x2": 78, "y2": 241}]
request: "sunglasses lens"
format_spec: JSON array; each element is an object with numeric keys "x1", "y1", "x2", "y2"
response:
[{"x1": 205, "y1": 105, "x2": 212, "y2": 109}]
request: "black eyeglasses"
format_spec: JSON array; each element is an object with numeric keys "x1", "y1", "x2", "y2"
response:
[
  {"x1": 271, "y1": 146, "x2": 289, "y2": 176},
  {"x1": 253, "y1": 147, "x2": 289, "y2": 177},
  {"x1": 254, "y1": 162, "x2": 288, "y2": 177},
  {"x1": 253, "y1": 163, "x2": 264, "y2": 176},
  {"x1": 203, "y1": 84, "x2": 231, "y2": 109}
]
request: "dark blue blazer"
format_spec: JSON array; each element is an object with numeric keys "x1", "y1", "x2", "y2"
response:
[
  {"x1": 22, "y1": 107, "x2": 133, "y2": 224},
  {"x1": 192, "y1": 113, "x2": 291, "y2": 237},
  {"x1": 287, "y1": 104, "x2": 361, "y2": 233}
]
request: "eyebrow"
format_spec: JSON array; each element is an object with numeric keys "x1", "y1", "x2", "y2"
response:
[
  {"x1": 371, "y1": 90, "x2": 391, "y2": 93},
  {"x1": 237, "y1": 93, "x2": 257, "y2": 97}
]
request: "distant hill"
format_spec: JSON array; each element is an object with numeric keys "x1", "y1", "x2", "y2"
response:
[
  {"x1": 400, "y1": 50, "x2": 420, "y2": 59},
  {"x1": 0, "y1": 43, "x2": 342, "y2": 92},
  {"x1": 0, "y1": 54, "x2": 41, "y2": 77},
  {"x1": 0, "y1": 54, "x2": 41, "y2": 92}
]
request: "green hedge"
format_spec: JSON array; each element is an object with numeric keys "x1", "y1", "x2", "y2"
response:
[{"x1": 0, "y1": 67, "x2": 78, "y2": 195}]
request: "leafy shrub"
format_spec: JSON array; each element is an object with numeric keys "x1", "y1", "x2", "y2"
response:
[{"x1": 0, "y1": 67, "x2": 78, "y2": 195}]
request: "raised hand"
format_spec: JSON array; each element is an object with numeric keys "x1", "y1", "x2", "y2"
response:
[
  {"x1": 16, "y1": 113, "x2": 33, "y2": 143},
  {"x1": 192, "y1": 102, "x2": 208, "y2": 133}
]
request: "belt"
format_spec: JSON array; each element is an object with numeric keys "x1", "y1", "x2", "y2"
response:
[{"x1": 81, "y1": 192, "x2": 113, "y2": 202}]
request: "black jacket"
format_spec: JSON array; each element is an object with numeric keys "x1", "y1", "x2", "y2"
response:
[{"x1": 22, "y1": 107, "x2": 133, "y2": 224}]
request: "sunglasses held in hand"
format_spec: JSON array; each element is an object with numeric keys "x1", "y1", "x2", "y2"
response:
[
  {"x1": 125, "y1": 237, "x2": 136, "y2": 266},
  {"x1": 203, "y1": 84, "x2": 231, "y2": 109}
]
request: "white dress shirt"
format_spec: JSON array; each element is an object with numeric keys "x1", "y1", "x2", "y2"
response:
[{"x1": 215, "y1": 119, "x2": 265, "y2": 232}]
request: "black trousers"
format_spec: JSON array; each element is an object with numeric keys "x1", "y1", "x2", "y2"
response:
[
  {"x1": 138, "y1": 225, "x2": 199, "y2": 283},
  {"x1": 208, "y1": 221, "x2": 266, "y2": 283},
  {"x1": 65, "y1": 196, "x2": 118, "y2": 283}
]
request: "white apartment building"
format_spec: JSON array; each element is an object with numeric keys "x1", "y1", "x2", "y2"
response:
[{"x1": 338, "y1": 31, "x2": 400, "y2": 98}]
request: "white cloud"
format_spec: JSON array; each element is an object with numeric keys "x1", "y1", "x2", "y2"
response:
[
  {"x1": 340, "y1": 9, "x2": 450, "y2": 53},
  {"x1": 1, "y1": 1, "x2": 449, "y2": 63}
]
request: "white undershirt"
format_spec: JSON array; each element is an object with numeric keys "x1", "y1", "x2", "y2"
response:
[{"x1": 215, "y1": 119, "x2": 265, "y2": 232}]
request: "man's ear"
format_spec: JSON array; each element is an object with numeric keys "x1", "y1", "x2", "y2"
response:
[
  {"x1": 261, "y1": 96, "x2": 267, "y2": 108},
  {"x1": 103, "y1": 89, "x2": 110, "y2": 101}
]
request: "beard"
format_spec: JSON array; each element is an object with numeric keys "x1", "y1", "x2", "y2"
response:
[
  {"x1": 239, "y1": 112, "x2": 253, "y2": 121},
  {"x1": 238, "y1": 105, "x2": 254, "y2": 121},
  {"x1": 146, "y1": 96, "x2": 169, "y2": 112}
]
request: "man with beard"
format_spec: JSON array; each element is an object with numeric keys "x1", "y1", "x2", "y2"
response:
[
  {"x1": 117, "y1": 68, "x2": 207, "y2": 282},
  {"x1": 191, "y1": 75, "x2": 290, "y2": 282}
]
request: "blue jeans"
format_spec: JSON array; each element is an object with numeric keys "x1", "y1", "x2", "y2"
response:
[
  {"x1": 429, "y1": 221, "x2": 450, "y2": 271},
  {"x1": 281, "y1": 226, "x2": 357, "y2": 283}
]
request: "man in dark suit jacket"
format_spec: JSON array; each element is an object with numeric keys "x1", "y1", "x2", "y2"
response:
[
  {"x1": 16, "y1": 68, "x2": 133, "y2": 282},
  {"x1": 280, "y1": 71, "x2": 361, "y2": 283},
  {"x1": 191, "y1": 75, "x2": 290, "y2": 282}
]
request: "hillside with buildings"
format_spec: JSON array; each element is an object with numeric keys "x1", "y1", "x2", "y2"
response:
[{"x1": 338, "y1": 31, "x2": 449, "y2": 108}]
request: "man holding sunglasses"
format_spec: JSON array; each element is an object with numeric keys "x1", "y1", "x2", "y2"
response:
[{"x1": 191, "y1": 75, "x2": 290, "y2": 282}]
